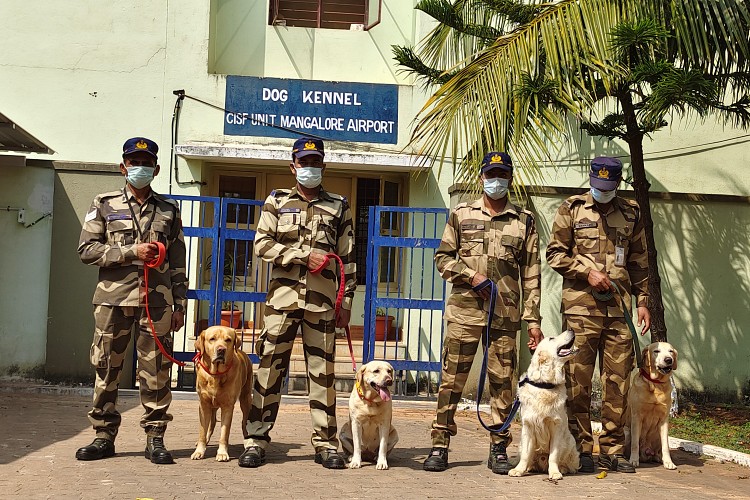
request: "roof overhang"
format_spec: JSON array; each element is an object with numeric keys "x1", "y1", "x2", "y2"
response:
[
  {"x1": 175, "y1": 142, "x2": 429, "y2": 172},
  {"x1": 0, "y1": 112, "x2": 54, "y2": 155}
]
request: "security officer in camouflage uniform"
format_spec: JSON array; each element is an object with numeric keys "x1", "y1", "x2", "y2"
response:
[
  {"x1": 239, "y1": 137, "x2": 356, "y2": 470},
  {"x1": 75, "y1": 137, "x2": 187, "y2": 465},
  {"x1": 546, "y1": 157, "x2": 651, "y2": 474},
  {"x1": 424, "y1": 151, "x2": 543, "y2": 474}
]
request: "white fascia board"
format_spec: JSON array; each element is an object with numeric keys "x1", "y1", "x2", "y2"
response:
[{"x1": 175, "y1": 143, "x2": 431, "y2": 172}]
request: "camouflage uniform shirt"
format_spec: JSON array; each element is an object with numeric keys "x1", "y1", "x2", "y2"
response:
[
  {"x1": 546, "y1": 192, "x2": 649, "y2": 316},
  {"x1": 254, "y1": 186, "x2": 356, "y2": 312},
  {"x1": 78, "y1": 186, "x2": 188, "y2": 311},
  {"x1": 435, "y1": 198, "x2": 542, "y2": 331}
]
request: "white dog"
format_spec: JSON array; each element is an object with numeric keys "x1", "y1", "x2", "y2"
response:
[
  {"x1": 626, "y1": 342, "x2": 678, "y2": 470},
  {"x1": 340, "y1": 360, "x2": 399, "y2": 470},
  {"x1": 509, "y1": 330, "x2": 580, "y2": 480}
]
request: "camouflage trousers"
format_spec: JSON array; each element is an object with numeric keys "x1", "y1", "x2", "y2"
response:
[
  {"x1": 245, "y1": 307, "x2": 338, "y2": 452},
  {"x1": 431, "y1": 322, "x2": 517, "y2": 448},
  {"x1": 89, "y1": 305, "x2": 174, "y2": 440},
  {"x1": 564, "y1": 314, "x2": 634, "y2": 456}
]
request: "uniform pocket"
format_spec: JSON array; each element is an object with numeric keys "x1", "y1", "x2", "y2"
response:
[
  {"x1": 575, "y1": 227, "x2": 599, "y2": 254},
  {"x1": 499, "y1": 234, "x2": 523, "y2": 261},
  {"x1": 315, "y1": 214, "x2": 338, "y2": 248},
  {"x1": 459, "y1": 230, "x2": 484, "y2": 256},
  {"x1": 150, "y1": 221, "x2": 170, "y2": 245},
  {"x1": 89, "y1": 332, "x2": 112, "y2": 369},
  {"x1": 277, "y1": 213, "x2": 300, "y2": 242},
  {"x1": 107, "y1": 219, "x2": 135, "y2": 245}
]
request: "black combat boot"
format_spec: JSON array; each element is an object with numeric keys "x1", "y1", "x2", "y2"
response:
[
  {"x1": 238, "y1": 445, "x2": 266, "y2": 468},
  {"x1": 423, "y1": 447, "x2": 448, "y2": 472},
  {"x1": 314, "y1": 449, "x2": 346, "y2": 469},
  {"x1": 145, "y1": 436, "x2": 174, "y2": 464},
  {"x1": 599, "y1": 453, "x2": 636, "y2": 473},
  {"x1": 75, "y1": 438, "x2": 115, "y2": 461},
  {"x1": 579, "y1": 452, "x2": 596, "y2": 473},
  {"x1": 488, "y1": 443, "x2": 512, "y2": 475}
]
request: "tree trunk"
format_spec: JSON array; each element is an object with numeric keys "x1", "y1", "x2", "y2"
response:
[{"x1": 619, "y1": 92, "x2": 668, "y2": 342}]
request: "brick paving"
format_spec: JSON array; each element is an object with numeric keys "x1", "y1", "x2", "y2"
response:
[{"x1": 0, "y1": 386, "x2": 748, "y2": 499}]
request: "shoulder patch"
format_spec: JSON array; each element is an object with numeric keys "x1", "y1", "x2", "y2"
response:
[
  {"x1": 271, "y1": 189, "x2": 291, "y2": 198},
  {"x1": 84, "y1": 209, "x2": 98, "y2": 222}
]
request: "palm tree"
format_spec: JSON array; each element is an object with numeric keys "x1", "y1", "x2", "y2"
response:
[{"x1": 395, "y1": 0, "x2": 750, "y2": 342}]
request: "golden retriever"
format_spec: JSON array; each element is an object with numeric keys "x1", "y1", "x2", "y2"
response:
[
  {"x1": 626, "y1": 341, "x2": 678, "y2": 470},
  {"x1": 190, "y1": 326, "x2": 253, "y2": 462},
  {"x1": 340, "y1": 360, "x2": 399, "y2": 470},
  {"x1": 509, "y1": 330, "x2": 580, "y2": 480}
]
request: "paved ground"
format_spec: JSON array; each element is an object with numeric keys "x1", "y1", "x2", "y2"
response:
[{"x1": 0, "y1": 386, "x2": 748, "y2": 500}]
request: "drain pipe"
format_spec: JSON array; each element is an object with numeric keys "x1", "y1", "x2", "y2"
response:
[{"x1": 169, "y1": 89, "x2": 205, "y2": 194}]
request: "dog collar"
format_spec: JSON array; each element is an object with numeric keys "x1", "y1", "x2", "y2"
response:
[
  {"x1": 355, "y1": 380, "x2": 378, "y2": 405},
  {"x1": 518, "y1": 377, "x2": 557, "y2": 390},
  {"x1": 639, "y1": 368, "x2": 665, "y2": 384},
  {"x1": 192, "y1": 351, "x2": 234, "y2": 377}
]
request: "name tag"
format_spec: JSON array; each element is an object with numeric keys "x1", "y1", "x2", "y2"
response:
[
  {"x1": 615, "y1": 246, "x2": 626, "y2": 266},
  {"x1": 279, "y1": 208, "x2": 301, "y2": 214},
  {"x1": 461, "y1": 223, "x2": 485, "y2": 230},
  {"x1": 106, "y1": 213, "x2": 132, "y2": 221},
  {"x1": 574, "y1": 222, "x2": 597, "y2": 229}
]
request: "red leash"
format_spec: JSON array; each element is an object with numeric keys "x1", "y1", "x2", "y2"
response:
[
  {"x1": 310, "y1": 253, "x2": 357, "y2": 372},
  {"x1": 143, "y1": 242, "x2": 186, "y2": 367},
  {"x1": 192, "y1": 351, "x2": 233, "y2": 377}
]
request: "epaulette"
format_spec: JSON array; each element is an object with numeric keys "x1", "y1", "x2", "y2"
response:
[
  {"x1": 564, "y1": 193, "x2": 587, "y2": 208},
  {"x1": 271, "y1": 188, "x2": 291, "y2": 198},
  {"x1": 454, "y1": 202, "x2": 470, "y2": 210},
  {"x1": 99, "y1": 190, "x2": 122, "y2": 200}
]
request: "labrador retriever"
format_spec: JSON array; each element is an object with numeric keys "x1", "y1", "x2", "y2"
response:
[
  {"x1": 340, "y1": 360, "x2": 399, "y2": 470},
  {"x1": 508, "y1": 329, "x2": 580, "y2": 480},
  {"x1": 626, "y1": 341, "x2": 678, "y2": 469},
  {"x1": 190, "y1": 326, "x2": 253, "y2": 462}
]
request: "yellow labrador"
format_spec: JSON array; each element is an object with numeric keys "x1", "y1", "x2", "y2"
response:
[
  {"x1": 626, "y1": 341, "x2": 678, "y2": 469},
  {"x1": 509, "y1": 330, "x2": 579, "y2": 480},
  {"x1": 340, "y1": 360, "x2": 399, "y2": 470},
  {"x1": 190, "y1": 326, "x2": 253, "y2": 462}
]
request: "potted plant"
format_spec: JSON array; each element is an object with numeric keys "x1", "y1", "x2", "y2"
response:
[
  {"x1": 220, "y1": 301, "x2": 242, "y2": 329},
  {"x1": 375, "y1": 307, "x2": 396, "y2": 341}
]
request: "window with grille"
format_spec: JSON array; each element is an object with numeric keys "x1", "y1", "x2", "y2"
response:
[{"x1": 269, "y1": 0, "x2": 382, "y2": 30}]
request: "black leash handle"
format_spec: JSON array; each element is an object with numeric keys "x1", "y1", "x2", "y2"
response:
[{"x1": 473, "y1": 279, "x2": 520, "y2": 434}]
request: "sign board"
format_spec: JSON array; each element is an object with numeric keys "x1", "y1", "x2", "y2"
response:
[{"x1": 224, "y1": 76, "x2": 398, "y2": 144}]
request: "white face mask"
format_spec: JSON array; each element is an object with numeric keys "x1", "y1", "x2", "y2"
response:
[
  {"x1": 126, "y1": 166, "x2": 155, "y2": 189},
  {"x1": 483, "y1": 177, "x2": 510, "y2": 200},
  {"x1": 295, "y1": 166, "x2": 322, "y2": 188},
  {"x1": 591, "y1": 187, "x2": 616, "y2": 204}
]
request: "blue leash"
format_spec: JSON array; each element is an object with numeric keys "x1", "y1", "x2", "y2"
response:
[{"x1": 473, "y1": 279, "x2": 520, "y2": 434}]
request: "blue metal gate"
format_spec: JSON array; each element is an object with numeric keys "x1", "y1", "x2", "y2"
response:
[
  {"x1": 168, "y1": 195, "x2": 267, "y2": 387},
  {"x1": 363, "y1": 206, "x2": 449, "y2": 397}
]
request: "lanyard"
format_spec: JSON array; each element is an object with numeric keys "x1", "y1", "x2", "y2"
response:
[{"x1": 125, "y1": 191, "x2": 157, "y2": 242}]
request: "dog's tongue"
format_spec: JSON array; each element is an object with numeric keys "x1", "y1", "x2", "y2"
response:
[{"x1": 378, "y1": 387, "x2": 391, "y2": 401}]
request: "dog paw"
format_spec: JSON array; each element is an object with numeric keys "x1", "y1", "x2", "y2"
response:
[
  {"x1": 215, "y1": 453, "x2": 230, "y2": 462},
  {"x1": 349, "y1": 460, "x2": 362, "y2": 469},
  {"x1": 508, "y1": 468, "x2": 525, "y2": 477},
  {"x1": 190, "y1": 449, "x2": 205, "y2": 460},
  {"x1": 376, "y1": 461, "x2": 389, "y2": 470},
  {"x1": 663, "y1": 461, "x2": 677, "y2": 470},
  {"x1": 629, "y1": 458, "x2": 640, "y2": 468},
  {"x1": 549, "y1": 472, "x2": 563, "y2": 480}
]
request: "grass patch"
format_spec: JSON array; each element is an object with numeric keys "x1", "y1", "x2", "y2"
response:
[{"x1": 670, "y1": 403, "x2": 750, "y2": 455}]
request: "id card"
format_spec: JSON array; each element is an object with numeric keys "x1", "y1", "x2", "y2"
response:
[{"x1": 615, "y1": 246, "x2": 626, "y2": 266}]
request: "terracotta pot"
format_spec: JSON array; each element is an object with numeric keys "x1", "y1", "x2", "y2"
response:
[
  {"x1": 220, "y1": 310, "x2": 242, "y2": 329},
  {"x1": 375, "y1": 315, "x2": 395, "y2": 341}
]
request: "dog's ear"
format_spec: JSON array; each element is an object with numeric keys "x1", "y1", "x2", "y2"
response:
[
  {"x1": 671, "y1": 347, "x2": 678, "y2": 371},
  {"x1": 356, "y1": 364, "x2": 366, "y2": 387},
  {"x1": 195, "y1": 330, "x2": 205, "y2": 353},
  {"x1": 641, "y1": 346, "x2": 651, "y2": 370},
  {"x1": 231, "y1": 328, "x2": 242, "y2": 351}
]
